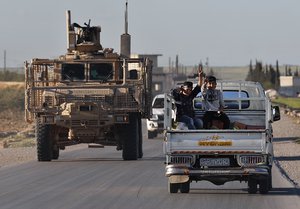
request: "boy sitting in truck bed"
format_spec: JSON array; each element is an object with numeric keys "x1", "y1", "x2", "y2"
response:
[
  {"x1": 172, "y1": 70, "x2": 204, "y2": 129},
  {"x1": 201, "y1": 75, "x2": 230, "y2": 129}
]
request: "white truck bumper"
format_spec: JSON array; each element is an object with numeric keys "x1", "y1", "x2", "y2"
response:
[{"x1": 166, "y1": 164, "x2": 269, "y2": 178}]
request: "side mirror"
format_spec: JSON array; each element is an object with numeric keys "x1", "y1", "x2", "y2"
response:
[{"x1": 272, "y1": 106, "x2": 280, "y2": 121}]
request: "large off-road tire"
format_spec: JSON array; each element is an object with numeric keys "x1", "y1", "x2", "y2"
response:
[
  {"x1": 180, "y1": 181, "x2": 190, "y2": 193},
  {"x1": 52, "y1": 144, "x2": 60, "y2": 160},
  {"x1": 137, "y1": 114, "x2": 143, "y2": 158},
  {"x1": 36, "y1": 120, "x2": 53, "y2": 161},
  {"x1": 122, "y1": 113, "x2": 139, "y2": 160},
  {"x1": 248, "y1": 178, "x2": 258, "y2": 194}
]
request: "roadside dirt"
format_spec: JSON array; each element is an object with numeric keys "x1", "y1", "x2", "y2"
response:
[
  {"x1": 0, "y1": 110, "x2": 31, "y2": 132},
  {"x1": 0, "y1": 81, "x2": 30, "y2": 132}
]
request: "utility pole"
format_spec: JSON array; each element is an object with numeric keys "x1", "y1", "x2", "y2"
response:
[
  {"x1": 175, "y1": 55, "x2": 178, "y2": 74},
  {"x1": 205, "y1": 57, "x2": 209, "y2": 72},
  {"x1": 4, "y1": 50, "x2": 6, "y2": 71}
]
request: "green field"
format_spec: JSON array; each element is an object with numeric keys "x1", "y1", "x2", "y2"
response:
[{"x1": 272, "y1": 96, "x2": 300, "y2": 109}]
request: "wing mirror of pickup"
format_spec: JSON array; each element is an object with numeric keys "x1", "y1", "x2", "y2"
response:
[{"x1": 272, "y1": 106, "x2": 280, "y2": 121}]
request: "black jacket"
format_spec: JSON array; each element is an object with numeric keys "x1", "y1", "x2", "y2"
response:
[{"x1": 172, "y1": 85, "x2": 201, "y2": 119}]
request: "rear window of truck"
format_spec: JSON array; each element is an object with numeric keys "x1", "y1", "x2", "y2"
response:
[
  {"x1": 194, "y1": 90, "x2": 250, "y2": 109},
  {"x1": 223, "y1": 90, "x2": 250, "y2": 109}
]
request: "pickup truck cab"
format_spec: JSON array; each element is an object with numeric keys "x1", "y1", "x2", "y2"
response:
[{"x1": 163, "y1": 80, "x2": 280, "y2": 194}]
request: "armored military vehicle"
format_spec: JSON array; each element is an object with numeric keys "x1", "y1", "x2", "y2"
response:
[{"x1": 25, "y1": 9, "x2": 152, "y2": 161}]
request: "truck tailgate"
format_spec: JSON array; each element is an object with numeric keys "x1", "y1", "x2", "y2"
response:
[{"x1": 164, "y1": 130, "x2": 266, "y2": 154}]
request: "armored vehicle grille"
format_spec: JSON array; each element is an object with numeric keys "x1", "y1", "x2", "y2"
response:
[
  {"x1": 57, "y1": 95, "x2": 137, "y2": 108},
  {"x1": 58, "y1": 95, "x2": 108, "y2": 104},
  {"x1": 71, "y1": 120, "x2": 99, "y2": 126}
]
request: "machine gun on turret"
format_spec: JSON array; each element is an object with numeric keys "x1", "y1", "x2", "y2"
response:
[{"x1": 67, "y1": 12, "x2": 102, "y2": 53}]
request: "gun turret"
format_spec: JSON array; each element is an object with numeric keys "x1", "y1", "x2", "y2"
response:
[{"x1": 66, "y1": 10, "x2": 102, "y2": 53}]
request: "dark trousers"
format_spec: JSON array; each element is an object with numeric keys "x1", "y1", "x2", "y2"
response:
[
  {"x1": 179, "y1": 115, "x2": 203, "y2": 129},
  {"x1": 203, "y1": 111, "x2": 230, "y2": 129}
]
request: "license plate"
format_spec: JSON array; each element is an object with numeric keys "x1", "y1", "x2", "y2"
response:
[{"x1": 200, "y1": 158, "x2": 230, "y2": 167}]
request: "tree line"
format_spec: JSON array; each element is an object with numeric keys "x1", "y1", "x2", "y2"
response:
[{"x1": 245, "y1": 60, "x2": 299, "y2": 90}]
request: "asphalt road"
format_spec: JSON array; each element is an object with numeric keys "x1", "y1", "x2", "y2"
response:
[{"x1": 0, "y1": 125, "x2": 300, "y2": 209}]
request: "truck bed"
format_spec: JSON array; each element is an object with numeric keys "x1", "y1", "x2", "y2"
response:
[
  {"x1": 164, "y1": 129, "x2": 267, "y2": 155},
  {"x1": 163, "y1": 81, "x2": 279, "y2": 194}
]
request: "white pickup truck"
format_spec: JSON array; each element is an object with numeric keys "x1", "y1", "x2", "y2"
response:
[
  {"x1": 147, "y1": 94, "x2": 165, "y2": 139},
  {"x1": 147, "y1": 94, "x2": 176, "y2": 139},
  {"x1": 163, "y1": 80, "x2": 280, "y2": 194}
]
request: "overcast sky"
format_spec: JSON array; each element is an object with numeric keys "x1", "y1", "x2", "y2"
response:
[{"x1": 0, "y1": 0, "x2": 300, "y2": 67}]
